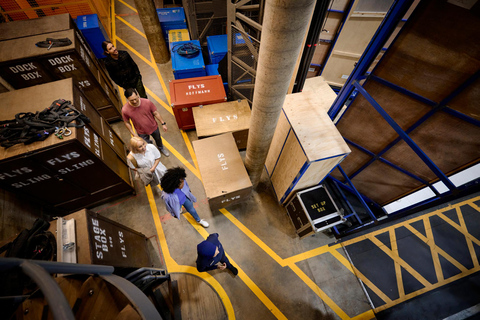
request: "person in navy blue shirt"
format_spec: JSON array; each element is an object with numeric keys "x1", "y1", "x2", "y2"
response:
[{"x1": 196, "y1": 233, "x2": 238, "y2": 276}]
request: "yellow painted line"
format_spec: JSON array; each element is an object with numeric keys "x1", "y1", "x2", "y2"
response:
[
  {"x1": 219, "y1": 208, "x2": 286, "y2": 266},
  {"x1": 181, "y1": 130, "x2": 199, "y2": 171},
  {"x1": 374, "y1": 264, "x2": 480, "y2": 312},
  {"x1": 111, "y1": 0, "x2": 116, "y2": 46},
  {"x1": 369, "y1": 236, "x2": 431, "y2": 288},
  {"x1": 437, "y1": 211, "x2": 480, "y2": 247},
  {"x1": 161, "y1": 139, "x2": 201, "y2": 181},
  {"x1": 350, "y1": 310, "x2": 376, "y2": 320},
  {"x1": 149, "y1": 48, "x2": 172, "y2": 106},
  {"x1": 283, "y1": 243, "x2": 342, "y2": 265},
  {"x1": 118, "y1": 0, "x2": 137, "y2": 13},
  {"x1": 183, "y1": 213, "x2": 287, "y2": 319},
  {"x1": 330, "y1": 249, "x2": 392, "y2": 304},
  {"x1": 457, "y1": 206, "x2": 479, "y2": 268},
  {"x1": 116, "y1": 15, "x2": 146, "y2": 39},
  {"x1": 420, "y1": 217, "x2": 444, "y2": 281},
  {"x1": 116, "y1": 36, "x2": 155, "y2": 68},
  {"x1": 390, "y1": 229, "x2": 404, "y2": 298},
  {"x1": 144, "y1": 86, "x2": 173, "y2": 114}
]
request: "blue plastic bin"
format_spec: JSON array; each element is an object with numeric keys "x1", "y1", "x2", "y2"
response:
[
  {"x1": 76, "y1": 14, "x2": 109, "y2": 59},
  {"x1": 205, "y1": 64, "x2": 219, "y2": 76},
  {"x1": 156, "y1": 8, "x2": 187, "y2": 44},
  {"x1": 170, "y1": 40, "x2": 206, "y2": 80},
  {"x1": 207, "y1": 34, "x2": 228, "y2": 64}
]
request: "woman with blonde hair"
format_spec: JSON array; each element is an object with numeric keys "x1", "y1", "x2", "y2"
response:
[{"x1": 127, "y1": 136, "x2": 167, "y2": 185}]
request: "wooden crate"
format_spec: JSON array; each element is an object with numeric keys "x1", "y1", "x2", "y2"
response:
[
  {"x1": 0, "y1": 29, "x2": 121, "y2": 121},
  {"x1": 265, "y1": 89, "x2": 351, "y2": 204},
  {"x1": 192, "y1": 99, "x2": 251, "y2": 149},
  {"x1": 0, "y1": 81, "x2": 133, "y2": 214},
  {"x1": 48, "y1": 209, "x2": 150, "y2": 268},
  {"x1": 192, "y1": 133, "x2": 252, "y2": 210}
]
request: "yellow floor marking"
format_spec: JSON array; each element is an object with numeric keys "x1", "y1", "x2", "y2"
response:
[
  {"x1": 117, "y1": 0, "x2": 137, "y2": 13},
  {"x1": 111, "y1": 0, "x2": 116, "y2": 46},
  {"x1": 389, "y1": 230, "x2": 405, "y2": 298},
  {"x1": 144, "y1": 86, "x2": 173, "y2": 114},
  {"x1": 437, "y1": 212, "x2": 480, "y2": 247},
  {"x1": 350, "y1": 310, "x2": 376, "y2": 320},
  {"x1": 181, "y1": 130, "x2": 199, "y2": 171},
  {"x1": 116, "y1": 36, "x2": 155, "y2": 67},
  {"x1": 457, "y1": 206, "x2": 479, "y2": 268},
  {"x1": 116, "y1": 15, "x2": 146, "y2": 39},
  {"x1": 161, "y1": 139, "x2": 201, "y2": 180},
  {"x1": 419, "y1": 217, "x2": 444, "y2": 281},
  {"x1": 146, "y1": 186, "x2": 235, "y2": 319},
  {"x1": 219, "y1": 208, "x2": 286, "y2": 266},
  {"x1": 283, "y1": 243, "x2": 342, "y2": 265},
  {"x1": 330, "y1": 249, "x2": 393, "y2": 304},
  {"x1": 149, "y1": 48, "x2": 172, "y2": 106},
  {"x1": 369, "y1": 236, "x2": 431, "y2": 288}
]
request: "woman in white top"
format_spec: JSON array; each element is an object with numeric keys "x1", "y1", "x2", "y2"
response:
[{"x1": 127, "y1": 136, "x2": 167, "y2": 181}]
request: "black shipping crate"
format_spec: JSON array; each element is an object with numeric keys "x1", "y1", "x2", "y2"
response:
[
  {"x1": 0, "y1": 81, "x2": 134, "y2": 214},
  {"x1": 285, "y1": 185, "x2": 345, "y2": 239},
  {"x1": 0, "y1": 29, "x2": 121, "y2": 121}
]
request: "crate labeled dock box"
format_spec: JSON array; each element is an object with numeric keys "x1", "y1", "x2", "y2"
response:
[
  {"x1": 265, "y1": 80, "x2": 351, "y2": 204},
  {"x1": 207, "y1": 34, "x2": 228, "y2": 64},
  {"x1": 48, "y1": 209, "x2": 150, "y2": 268},
  {"x1": 76, "y1": 14, "x2": 110, "y2": 59},
  {"x1": 170, "y1": 40, "x2": 206, "y2": 79},
  {"x1": 0, "y1": 81, "x2": 133, "y2": 214},
  {"x1": 156, "y1": 8, "x2": 187, "y2": 43},
  {"x1": 0, "y1": 29, "x2": 121, "y2": 121},
  {"x1": 193, "y1": 99, "x2": 251, "y2": 149},
  {"x1": 285, "y1": 185, "x2": 345, "y2": 239},
  {"x1": 170, "y1": 75, "x2": 227, "y2": 130},
  {"x1": 192, "y1": 133, "x2": 252, "y2": 210}
]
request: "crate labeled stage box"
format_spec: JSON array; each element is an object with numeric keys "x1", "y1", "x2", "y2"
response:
[
  {"x1": 193, "y1": 99, "x2": 251, "y2": 149},
  {"x1": 192, "y1": 133, "x2": 252, "y2": 210},
  {"x1": 170, "y1": 75, "x2": 227, "y2": 130},
  {"x1": 286, "y1": 185, "x2": 345, "y2": 239}
]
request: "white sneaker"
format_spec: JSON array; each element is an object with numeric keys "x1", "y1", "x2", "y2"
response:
[
  {"x1": 198, "y1": 219, "x2": 209, "y2": 228},
  {"x1": 160, "y1": 147, "x2": 170, "y2": 157}
]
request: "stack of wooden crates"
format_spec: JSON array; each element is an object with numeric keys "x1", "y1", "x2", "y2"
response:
[{"x1": 0, "y1": 14, "x2": 132, "y2": 214}]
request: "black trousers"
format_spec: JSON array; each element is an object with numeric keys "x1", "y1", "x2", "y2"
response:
[{"x1": 139, "y1": 127, "x2": 163, "y2": 149}]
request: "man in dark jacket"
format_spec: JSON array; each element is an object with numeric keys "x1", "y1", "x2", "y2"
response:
[
  {"x1": 196, "y1": 233, "x2": 238, "y2": 275},
  {"x1": 102, "y1": 41, "x2": 147, "y2": 98}
]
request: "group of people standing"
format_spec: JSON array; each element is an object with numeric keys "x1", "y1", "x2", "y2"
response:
[{"x1": 101, "y1": 41, "x2": 237, "y2": 276}]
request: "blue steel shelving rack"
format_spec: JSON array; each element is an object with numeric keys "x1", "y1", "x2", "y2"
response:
[{"x1": 326, "y1": 0, "x2": 480, "y2": 236}]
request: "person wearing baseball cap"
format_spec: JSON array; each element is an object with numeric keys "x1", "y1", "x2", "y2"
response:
[{"x1": 196, "y1": 233, "x2": 238, "y2": 276}]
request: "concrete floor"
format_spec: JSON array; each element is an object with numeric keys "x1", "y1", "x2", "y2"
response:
[{"x1": 90, "y1": 1, "x2": 374, "y2": 319}]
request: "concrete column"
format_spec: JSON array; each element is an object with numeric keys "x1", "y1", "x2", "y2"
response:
[
  {"x1": 245, "y1": 0, "x2": 316, "y2": 186},
  {"x1": 133, "y1": 0, "x2": 169, "y2": 63}
]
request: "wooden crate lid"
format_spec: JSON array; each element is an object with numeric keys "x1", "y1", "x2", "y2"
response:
[
  {"x1": 192, "y1": 99, "x2": 251, "y2": 138},
  {"x1": 282, "y1": 90, "x2": 351, "y2": 161},
  {"x1": 192, "y1": 133, "x2": 252, "y2": 199},
  {"x1": 169, "y1": 75, "x2": 226, "y2": 108},
  {"x1": 0, "y1": 29, "x2": 77, "y2": 63},
  {"x1": 0, "y1": 79, "x2": 78, "y2": 160},
  {"x1": 302, "y1": 76, "x2": 339, "y2": 112},
  {"x1": 0, "y1": 13, "x2": 74, "y2": 41}
]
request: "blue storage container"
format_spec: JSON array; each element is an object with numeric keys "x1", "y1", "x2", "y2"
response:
[
  {"x1": 170, "y1": 40, "x2": 206, "y2": 80},
  {"x1": 207, "y1": 34, "x2": 228, "y2": 64},
  {"x1": 76, "y1": 14, "x2": 109, "y2": 59},
  {"x1": 156, "y1": 8, "x2": 187, "y2": 44},
  {"x1": 205, "y1": 64, "x2": 219, "y2": 76}
]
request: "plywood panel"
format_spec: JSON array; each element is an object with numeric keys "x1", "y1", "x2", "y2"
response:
[
  {"x1": 332, "y1": 143, "x2": 373, "y2": 177},
  {"x1": 283, "y1": 91, "x2": 351, "y2": 160},
  {"x1": 311, "y1": 42, "x2": 331, "y2": 66},
  {"x1": 320, "y1": 12, "x2": 343, "y2": 41},
  {"x1": 448, "y1": 76, "x2": 480, "y2": 121},
  {"x1": 351, "y1": 160, "x2": 424, "y2": 204},
  {"x1": 374, "y1": 1, "x2": 480, "y2": 102},
  {"x1": 265, "y1": 111, "x2": 290, "y2": 175},
  {"x1": 270, "y1": 131, "x2": 307, "y2": 202},
  {"x1": 337, "y1": 80, "x2": 431, "y2": 153},
  {"x1": 293, "y1": 156, "x2": 345, "y2": 194}
]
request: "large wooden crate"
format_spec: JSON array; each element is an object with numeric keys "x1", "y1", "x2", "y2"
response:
[
  {"x1": 192, "y1": 133, "x2": 252, "y2": 210},
  {"x1": 48, "y1": 209, "x2": 150, "y2": 268},
  {"x1": 192, "y1": 99, "x2": 251, "y2": 149},
  {"x1": 265, "y1": 90, "x2": 351, "y2": 204},
  {"x1": 0, "y1": 81, "x2": 134, "y2": 214},
  {"x1": 0, "y1": 28, "x2": 121, "y2": 121}
]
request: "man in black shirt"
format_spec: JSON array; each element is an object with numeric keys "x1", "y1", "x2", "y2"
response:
[{"x1": 102, "y1": 41, "x2": 147, "y2": 98}]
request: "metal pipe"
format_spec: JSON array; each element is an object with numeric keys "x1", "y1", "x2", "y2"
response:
[
  {"x1": 0, "y1": 257, "x2": 114, "y2": 274},
  {"x1": 20, "y1": 261, "x2": 75, "y2": 320},
  {"x1": 244, "y1": 0, "x2": 316, "y2": 186}
]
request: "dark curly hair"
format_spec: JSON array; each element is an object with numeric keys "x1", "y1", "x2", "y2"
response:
[{"x1": 161, "y1": 167, "x2": 187, "y2": 194}]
